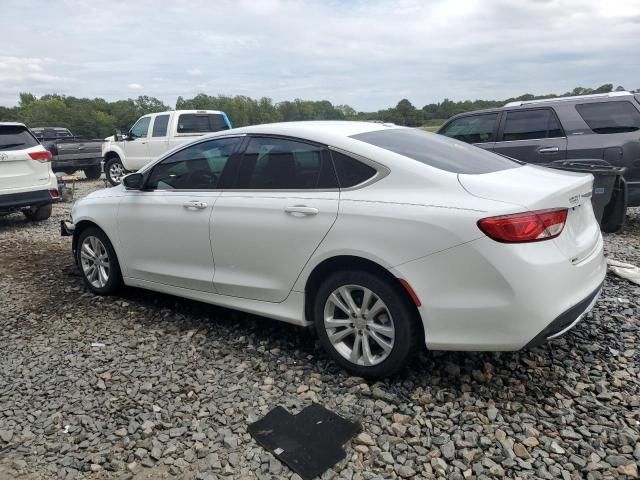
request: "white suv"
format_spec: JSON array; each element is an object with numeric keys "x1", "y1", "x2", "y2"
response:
[{"x1": 0, "y1": 123, "x2": 59, "y2": 221}]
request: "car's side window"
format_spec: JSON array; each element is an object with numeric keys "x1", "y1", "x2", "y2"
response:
[
  {"x1": 236, "y1": 137, "x2": 338, "y2": 189},
  {"x1": 575, "y1": 101, "x2": 640, "y2": 134},
  {"x1": 152, "y1": 114, "x2": 170, "y2": 137},
  {"x1": 502, "y1": 109, "x2": 563, "y2": 141},
  {"x1": 130, "y1": 117, "x2": 151, "y2": 138},
  {"x1": 440, "y1": 113, "x2": 499, "y2": 144},
  {"x1": 147, "y1": 137, "x2": 240, "y2": 190},
  {"x1": 331, "y1": 151, "x2": 377, "y2": 188}
]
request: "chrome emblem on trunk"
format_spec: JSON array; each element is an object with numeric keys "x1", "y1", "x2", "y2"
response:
[{"x1": 0, "y1": 153, "x2": 8, "y2": 161}]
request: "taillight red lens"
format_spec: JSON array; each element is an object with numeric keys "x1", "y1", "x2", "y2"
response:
[
  {"x1": 29, "y1": 150, "x2": 53, "y2": 162},
  {"x1": 477, "y1": 208, "x2": 568, "y2": 243},
  {"x1": 50, "y1": 189, "x2": 59, "y2": 200}
]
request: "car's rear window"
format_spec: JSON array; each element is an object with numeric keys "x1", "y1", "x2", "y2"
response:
[
  {"x1": 177, "y1": 114, "x2": 229, "y2": 134},
  {"x1": 350, "y1": 128, "x2": 520, "y2": 174},
  {"x1": 575, "y1": 101, "x2": 640, "y2": 134},
  {"x1": 0, "y1": 125, "x2": 39, "y2": 151}
]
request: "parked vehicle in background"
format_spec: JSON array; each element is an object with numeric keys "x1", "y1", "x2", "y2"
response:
[
  {"x1": 1, "y1": 123, "x2": 59, "y2": 221},
  {"x1": 437, "y1": 91, "x2": 640, "y2": 214},
  {"x1": 102, "y1": 110, "x2": 232, "y2": 185},
  {"x1": 62, "y1": 121, "x2": 605, "y2": 378},
  {"x1": 31, "y1": 127, "x2": 104, "y2": 180}
]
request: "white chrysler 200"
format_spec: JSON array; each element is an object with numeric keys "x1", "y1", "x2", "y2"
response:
[{"x1": 62, "y1": 121, "x2": 606, "y2": 378}]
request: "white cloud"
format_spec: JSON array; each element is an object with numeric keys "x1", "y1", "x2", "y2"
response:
[{"x1": 0, "y1": 0, "x2": 639, "y2": 108}]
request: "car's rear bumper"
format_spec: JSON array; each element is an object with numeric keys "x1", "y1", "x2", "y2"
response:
[
  {"x1": 0, "y1": 189, "x2": 53, "y2": 212},
  {"x1": 392, "y1": 233, "x2": 606, "y2": 351}
]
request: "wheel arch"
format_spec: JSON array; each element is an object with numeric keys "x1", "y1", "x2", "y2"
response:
[
  {"x1": 303, "y1": 255, "x2": 424, "y2": 339},
  {"x1": 72, "y1": 220, "x2": 111, "y2": 258}
]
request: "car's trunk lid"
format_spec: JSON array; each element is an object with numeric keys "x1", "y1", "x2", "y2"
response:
[
  {"x1": 459, "y1": 164, "x2": 601, "y2": 264},
  {"x1": 0, "y1": 145, "x2": 52, "y2": 192}
]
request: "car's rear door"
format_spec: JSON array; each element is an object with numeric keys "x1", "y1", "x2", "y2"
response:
[
  {"x1": 0, "y1": 125, "x2": 50, "y2": 193},
  {"x1": 493, "y1": 108, "x2": 567, "y2": 163},
  {"x1": 211, "y1": 135, "x2": 339, "y2": 302},
  {"x1": 117, "y1": 136, "x2": 242, "y2": 292},
  {"x1": 438, "y1": 112, "x2": 500, "y2": 151},
  {"x1": 147, "y1": 113, "x2": 171, "y2": 160}
]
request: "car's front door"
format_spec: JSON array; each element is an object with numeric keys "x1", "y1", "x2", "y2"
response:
[
  {"x1": 117, "y1": 136, "x2": 242, "y2": 292},
  {"x1": 438, "y1": 112, "x2": 500, "y2": 151},
  {"x1": 212, "y1": 136, "x2": 340, "y2": 302},
  {"x1": 493, "y1": 108, "x2": 567, "y2": 163},
  {"x1": 123, "y1": 116, "x2": 152, "y2": 170}
]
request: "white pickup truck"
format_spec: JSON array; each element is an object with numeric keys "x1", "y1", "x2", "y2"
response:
[{"x1": 102, "y1": 110, "x2": 232, "y2": 185}]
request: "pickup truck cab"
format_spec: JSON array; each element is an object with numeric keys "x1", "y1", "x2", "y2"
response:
[
  {"x1": 102, "y1": 110, "x2": 232, "y2": 185},
  {"x1": 31, "y1": 127, "x2": 104, "y2": 179}
]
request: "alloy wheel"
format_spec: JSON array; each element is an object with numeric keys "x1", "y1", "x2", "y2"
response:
[
  {"x1": 323, "y1": 284, "x2": 395, "y2": 366},
  {"x1": 80, "y1": 236, "x2": 110, "y2": 289},
  {"x1": 108, "y1": 161, "x2": 125, "y2": 184}
]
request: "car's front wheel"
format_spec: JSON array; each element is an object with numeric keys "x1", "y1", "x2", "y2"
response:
[
  {"x1": 105, "y1": 157, "x2": 125, "y2": 186},
  {"x1": 314, "y1": 270, "x2": 419, "y2": 378},
  {"x1": 76, "y1": 227, "x2": 122, "y2": 294}
]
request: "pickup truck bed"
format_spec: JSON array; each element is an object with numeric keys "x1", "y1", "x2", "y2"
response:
[{"x1": 31, "y1": 128, "x2": 104, "y2": 179}]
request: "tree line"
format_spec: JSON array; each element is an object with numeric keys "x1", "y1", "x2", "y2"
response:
[{"x1": 0, "y1": 84, "x2": 630, "y2": 138}]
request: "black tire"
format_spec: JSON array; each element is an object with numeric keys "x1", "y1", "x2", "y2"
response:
[
  {"x1": 313, "y1": 270, "x2": 419, "y2": 379},
  {"x1": 76, "y1": 227, "x2": 123, "y2": 295},
  {"x1": 105, "y1": 157, "x2": 125, "y2": 186},
  {"x1": 84, "y1": 165, "x2": 102, "y2": 180},
  {"x1": 22, "y1": 203, "x2": 52, "y2": 221}
]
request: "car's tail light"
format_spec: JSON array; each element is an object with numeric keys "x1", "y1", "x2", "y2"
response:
[
  {"x1": 50, "y1": 189, "x2": 60, "y2": 200},
  {"x1": 29, "y1": 150, "x2": 52, "y2": 162},
  {"x1": 477, "y1": 208, "x2": 568, "y2": 243}
]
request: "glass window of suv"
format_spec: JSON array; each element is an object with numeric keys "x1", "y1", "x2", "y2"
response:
[
  {"x1": 177, "y1": 113, "x2": 229, "y2": 134},
  {"x1": 152, "y1": 114, "x2": 170, "y2": 137},
  {"x1": 440, "y1": 113, "x2": 498, "y2": 144},
  {"x1": 502, "y1": 109, "x2": 563, "y2": 141},
  {"x1": 147, "y1": 137, "x2": 240, "y2": 190},
  {"x1": 130, "y1": 117, "x2": 151, "y2": 138},
  {"x1": 575, "y1": 101, "x2": 640, "y2": 134},
  {"x1": 236, "y1": 137, "x2": 338, "y2": 189},
  {"x1": 0, "y1": 125, "x2": 39, "y2": 151},
  {"x1": 331, "y1": 151, "x2": 377, "y2": 187}
]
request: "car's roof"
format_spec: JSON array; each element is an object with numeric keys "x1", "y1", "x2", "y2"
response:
[
  {"x1": 0, "y1": 122, "x2": 27, "y2": 127},
  {"x1": 221, "y1": 120, "x2": 398, "y2": 143}
]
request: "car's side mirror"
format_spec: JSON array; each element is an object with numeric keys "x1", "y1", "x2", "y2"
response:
[{"x1": 122, "y1": 173, "x2": 144, "y2": 190}]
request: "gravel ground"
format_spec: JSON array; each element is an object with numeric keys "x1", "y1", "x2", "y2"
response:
[{"x1": 0, "y1": 178, "x2": 638, "y2": 480}]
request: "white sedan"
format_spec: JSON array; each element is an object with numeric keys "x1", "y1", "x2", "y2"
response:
[{"x1": 62, "y1": 121, "x2": 606, "y2": 378}]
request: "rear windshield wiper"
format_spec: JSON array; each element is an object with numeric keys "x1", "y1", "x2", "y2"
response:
[{"x1": 0, "y1": 143, "x2": 26, "y2": 150}]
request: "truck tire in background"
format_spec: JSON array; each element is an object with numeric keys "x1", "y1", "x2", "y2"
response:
[
  {"x1": 84, "y1": 165, "x2": 102, "y2": 180},
  {"x1": 105, "y1": 156, "x2": 126, "y2": 186}
]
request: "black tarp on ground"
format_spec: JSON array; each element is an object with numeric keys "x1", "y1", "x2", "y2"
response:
[{"x1": 248, "y1": 404, "x2": 361, "y2": 480}]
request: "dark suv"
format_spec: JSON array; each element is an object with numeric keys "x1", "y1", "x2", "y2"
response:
[{"x1": 438, "y1": 92, "x2": 640, "y2": 206}]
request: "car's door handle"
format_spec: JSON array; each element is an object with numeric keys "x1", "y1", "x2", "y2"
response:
[
  {"x1": 284, "y1": 205, "x2": 319, "y2": 216},
  {"x1": 183, "y1": 200, "x2": 208, "y2": 209},
  {"x1": 538, "y1": 146, "x2": 559, "y2": 154}
]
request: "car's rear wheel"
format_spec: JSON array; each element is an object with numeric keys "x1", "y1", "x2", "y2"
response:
[
  {"x1": 314, "y1": 270, "x2": 419, "y2": 378},
  {"x1": 76, "y1": 227, "x2": 122, "y2": 294},
  {"x1": 105, "y1": 157, "x2": 125, "y2": 186},
  {"x1": 84, "y1": 165, "x2": 102, "y2": 180},
  {"x1": 22, "y1": 203, "x2": 52, "y2": 221}
]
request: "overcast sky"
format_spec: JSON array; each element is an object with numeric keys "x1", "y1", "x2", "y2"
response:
[{"x1": 1, "y1": 0, "x2": 639, "y2": 110}]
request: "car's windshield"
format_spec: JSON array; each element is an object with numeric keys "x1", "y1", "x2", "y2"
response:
[{"x1": 351, "y1": 128, "x2": 520, "y2": 174}]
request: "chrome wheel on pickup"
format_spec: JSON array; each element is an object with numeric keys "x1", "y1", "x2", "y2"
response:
[{"x1": 105, "y1": 157, "x2": 125, "y2": 186}]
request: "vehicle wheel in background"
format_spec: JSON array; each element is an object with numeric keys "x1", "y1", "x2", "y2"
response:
[
  {"x1": 105, "y1": 157, "x2": 125, "y2": 185},
  {"x1": 313, "y1": 270, "x2": 419, "y2": 379},
  {"x1": 76, "y1": 227, "x2": 122, "y2": 294},
  {"x1": 22, "y1": 203, "x2": 52, "y2": 221},
  {"x1": 84, "y1": 165, "x2": 102, "y2": 180}
]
